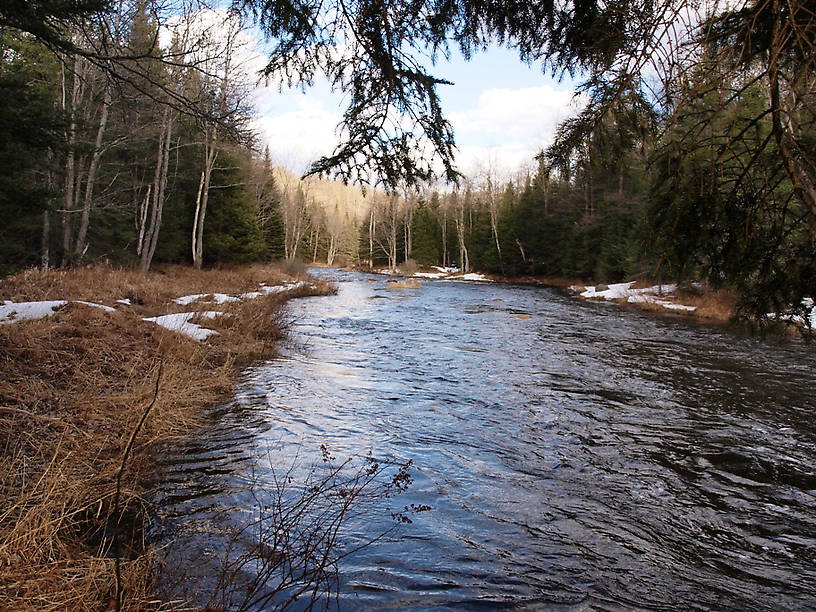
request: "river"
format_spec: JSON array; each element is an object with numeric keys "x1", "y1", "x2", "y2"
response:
[{"x1": 151, "y1": 269, "x2": 816, "y2": 610}]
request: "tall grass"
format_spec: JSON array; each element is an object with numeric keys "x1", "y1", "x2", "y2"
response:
[{"x1": 0, "y1": 263, "x2": 333, "y2": 610}]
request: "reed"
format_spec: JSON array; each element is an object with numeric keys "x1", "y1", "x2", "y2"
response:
[{"x1": 0, "y1": 263, "x2": 333, "y2": 610}]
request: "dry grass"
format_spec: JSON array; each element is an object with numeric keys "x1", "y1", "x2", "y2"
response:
[
  {"x1": 675, "y1": 286, "x2": 738, "y2": 323},
  {"x1": 0, "y1": 263, "x2": 312, "y2": 314},
  {"x1": 0, "y1": 263, "x2": 333, "y2": 611}
]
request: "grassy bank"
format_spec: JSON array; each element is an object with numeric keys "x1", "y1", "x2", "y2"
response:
[
  {"x1": 357, "y1": 264, "x2": 739, "y2": 326},
  {"x1": 0, "y1": 264, "x2": 333, "y2": 611}
]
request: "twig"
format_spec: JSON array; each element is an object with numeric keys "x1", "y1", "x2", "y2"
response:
[{"x1": 113, "y1": 361, "x2": 163, "y2": 612}]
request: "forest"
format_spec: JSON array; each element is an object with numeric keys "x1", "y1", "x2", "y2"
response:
[
  {"x1": 1, "y1": 0, "x2": 814, "y2": 323},
  {"x1": 1, "y1": 1, "x2": 815, "y2": 609}
]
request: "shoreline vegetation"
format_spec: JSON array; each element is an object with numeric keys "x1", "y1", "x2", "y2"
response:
[
  {"x1": 0, "y1": 263, "x2": 333, "y2": 611},
  {"x1": 0, "y1": 261, "x2": 803, "y2": 609},
  {"x1": 352, "y1": 263, "x2": 740, "y2": 327}
]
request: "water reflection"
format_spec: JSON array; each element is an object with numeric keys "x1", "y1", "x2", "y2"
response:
[{"x1": 152, "y1": 269, "x2": 816, "y2": 609}]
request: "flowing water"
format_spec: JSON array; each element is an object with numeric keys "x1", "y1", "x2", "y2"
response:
[{"x1": 151, "y1": 269, "x2": 816, "y2": 610}]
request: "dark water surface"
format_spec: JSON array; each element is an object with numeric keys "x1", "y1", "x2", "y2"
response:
[{"x1": 152, "y1": 269, "x2": 816, "y2": 610}]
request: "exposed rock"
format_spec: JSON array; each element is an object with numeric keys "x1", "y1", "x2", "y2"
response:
[{"x1": 386, "y1": 279, "x2": 422, "y2": 290}]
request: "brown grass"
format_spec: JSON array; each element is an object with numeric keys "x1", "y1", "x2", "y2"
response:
[
  {"x1": 675, "y1": 286, "x2": 738, "y2": 324},
  {"x1": 553, "y1": 276, "x2": 738, "y2": 324},
  {"x1": 0, "y1": 263, "x2": 334, "y2": 611}
]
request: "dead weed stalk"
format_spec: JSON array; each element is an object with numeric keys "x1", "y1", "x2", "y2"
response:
[{"x1": 0, "y1": 263, "x2": 333, "y2": 610}]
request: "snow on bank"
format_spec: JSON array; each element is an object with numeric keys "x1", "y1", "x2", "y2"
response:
[
  {"x1": 75, "y1": 300, "x2": 116, "y2": 312},
  {"x1": 2, "y1": 280, "x2": 313, "y2": 341},
  {"x1": 1, "y1": 300, "x2": 68, "y2": 324},
  {"x1": 572, "y1": 281, "x2": 697, "y2": 313},
  {"x1": 174, "y1": 281, "x2": 309, "y2": 305},
  {"x1": 143, "y1": 311, "x2": 224, "y2": 341},
  {"x1": 174, "y1": 293, "x2": 240, "y2": 306},
  {"x1": 450, "y1": 272, "x2": 492, "y2": 282},
  {"x1": 769, "y1": 297, "x2": 816, "y2": 329},
  {"x1": 414, "y1": 271, "x2": 447, "y2": 279},
  {"x1": 150, "y1": 281, "x2": 311, "y2": 340},
  {"x1": 374, "y1": 266, "x2": 490, "y2": 282},
  {"x1": 579, "y1": 281, "x2": 678, "y2": 300},
  {"x1": 1, "y1": 299, "x2": 115, "y2": 324}
]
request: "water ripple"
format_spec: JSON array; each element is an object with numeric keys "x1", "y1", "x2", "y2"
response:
[{"x1": 151, "y1": 269, "x2": 816, "y2": 610}]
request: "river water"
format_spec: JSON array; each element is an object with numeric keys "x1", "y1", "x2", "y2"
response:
[{"x1": 151, "y1": 269, "x2": 816, "y2": 610}]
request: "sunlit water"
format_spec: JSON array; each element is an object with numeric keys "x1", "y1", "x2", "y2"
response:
[{"x1": 151, "y1": 269, "x2": 816, "y2": 610}]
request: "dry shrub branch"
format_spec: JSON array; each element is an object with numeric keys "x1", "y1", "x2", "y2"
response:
[{"x1": 0, "y1": 263, "x2": 334, "y2": 610}]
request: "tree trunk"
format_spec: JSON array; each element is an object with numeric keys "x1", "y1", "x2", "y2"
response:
[
  {"x1": 75, "y1": 82, "x2": 111, "y2": 258},
  {"x1": 136, "y1": 185, "x2": 151, "y2": 256},
  {"x1": 41, "y1": 210, "x2": 51, "y2": 270},
  {"x1": 140, "y1": 108, "x2": 173, "y2": 273},
  {"x1": 368, "y1": 206, "x2": 375, "y2": 268},
  {"x1": 404, "y1": 201, "x2": 413, "y2": 263},
  {"x1": 454, "y1": 199, "x2": 469, "y2": 272},
  {"x1": 192, "y1": 136, "x2": 217, "y2": 269},
  {"x1": 489, "y1": 204, "x2": 502, "y2": 273},
  {"x1": 60, "y1": 53, "x2": 86, "y2": 265},
  {"x1": 389, "y1": 198, "x2": 398, "y2": 269},
  {"x1": 327, "y1": 234, "x2": 337, "y2": 265},
  {"x1": 191, "y1": 170, "x2": 205, "y2": 264},
  {"x1": 440, "y1": 208, "x2": 447, "y2": 267}
]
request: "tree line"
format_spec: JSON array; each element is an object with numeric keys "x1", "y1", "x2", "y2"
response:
[
  {"x1": 1, "y1": 0, "x2": 814, "y2": 324},
  {"x1": 0, "y1": 2, "x2": 287, "y2": 275}
]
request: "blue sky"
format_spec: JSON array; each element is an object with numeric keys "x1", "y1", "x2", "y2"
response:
[
  {"x1": 251, "y1": 43, "x2": 584, "y2": 178},
  {"x1": 164, "y1": 8, "x2": 583, "y2": 179}
]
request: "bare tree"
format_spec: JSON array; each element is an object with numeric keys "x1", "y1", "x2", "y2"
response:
[
  {"x1": 474, "y1": 158, "x2": 504, "y2": 273},
  {"x1": 277, "y1": 173, "x2": 311, "y2": 261},
  {"x1": 191, "y1": 13, "x2": 253, "y2": 268},
  {"x1": 450, "y1": 190, "x2": 469, "y2": 273}
]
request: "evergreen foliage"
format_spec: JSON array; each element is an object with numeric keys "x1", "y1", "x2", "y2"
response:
[
  {"x1": 1, "y1": 0, "x2": 814, "y2": 324},
  {"x1": 0, "y1": 32, "x2": 61, "y2": 275}
]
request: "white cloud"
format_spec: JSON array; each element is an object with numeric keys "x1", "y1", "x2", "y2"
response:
[
  {"x1": 160, "y1": 12, "x2": 583, "y2": 178},
  {"x1": 252, "y1": 90, "x2": 341, "y2": 173},
  {"x1": 252, "y1": 81, "x2": 584, "y2": 178},
  {"x1": 448, "y1": 86, "x2": 584, "y2": 174}
]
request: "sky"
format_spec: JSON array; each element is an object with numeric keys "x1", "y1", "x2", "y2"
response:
[{"x1": 249, "y1": 45, "x2": 584, "y2": 180}]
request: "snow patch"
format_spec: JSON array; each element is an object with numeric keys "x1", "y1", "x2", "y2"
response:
[
  {"x1": 580, "y1": 282, "x2": 678, "y2": 300},
  {"x1": 173, "y1": 282, "x2": 308, "y2": 306},
  {"x1": 576, "y1": 282, "x2": 696, "y2": 312},
  {"x1": 1, "y1": 279, "x2": 314, "y2": 339},
  {"x1": 769, "y1": 297, "x2": 816, "y2": 329},
  {"x1": 238, "y1": 291, "x2": 265, "y2": 300},
  {"x1": 450, "y1": 272, "x2": 492, "y2": 282},
  {"x1": 174, "y1": 293, "x2": 241, "y2": 306},
  {"x1": 74, "y1": 300, "x2": 116, "y2": 312},
  {"x1": 258, "y1": 281, "x2": 308, "y2": 295},
  {"x1": 143, "y1": 311, "x2": 223, "y2": 341},
  {"x1": 0, "y1": 299, "x2": 115, "y2": 324},
  {"x1": 627, "y1": 294, "x2": 697, "y2": 311},
  {"x1": 0, "y1": 300, "x2": 68, "y2": 324},
  {"x1": 804, "y1": 298, "x2": 816, "y2": 328},
  {"x1": 413, "y1": 271, "x2": 447, "y2": 279},
  {"x1": 156, "y1": 281, "x2": 311, "y2": 340}
]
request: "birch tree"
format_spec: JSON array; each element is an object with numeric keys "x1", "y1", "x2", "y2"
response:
[{"x1": 190, "y1": 14, "x2": 252, "y2": 268}]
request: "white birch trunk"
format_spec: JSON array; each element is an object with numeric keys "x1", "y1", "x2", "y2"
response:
[{"x1": 75, "y1": 82, "x2": 111, "y2": 257}]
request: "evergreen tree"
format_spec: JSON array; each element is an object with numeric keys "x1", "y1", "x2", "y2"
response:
[
  {"x1": 410, "y1": 200, "x2": 441, "y2": 266},
  {"x1": 0, "y1": 31, "x2": 61, "y2": 274}
]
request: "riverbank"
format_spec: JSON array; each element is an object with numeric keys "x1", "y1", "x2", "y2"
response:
[
  {"x1": 0, "y1": 263, "x2": 333, "y2": 611},
  {"x1": 354, "y1": 264, "x2": 738, "y2": 326},
  {"x1": 162, "y1": 268, "x2": 816, "y2": 609}
]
